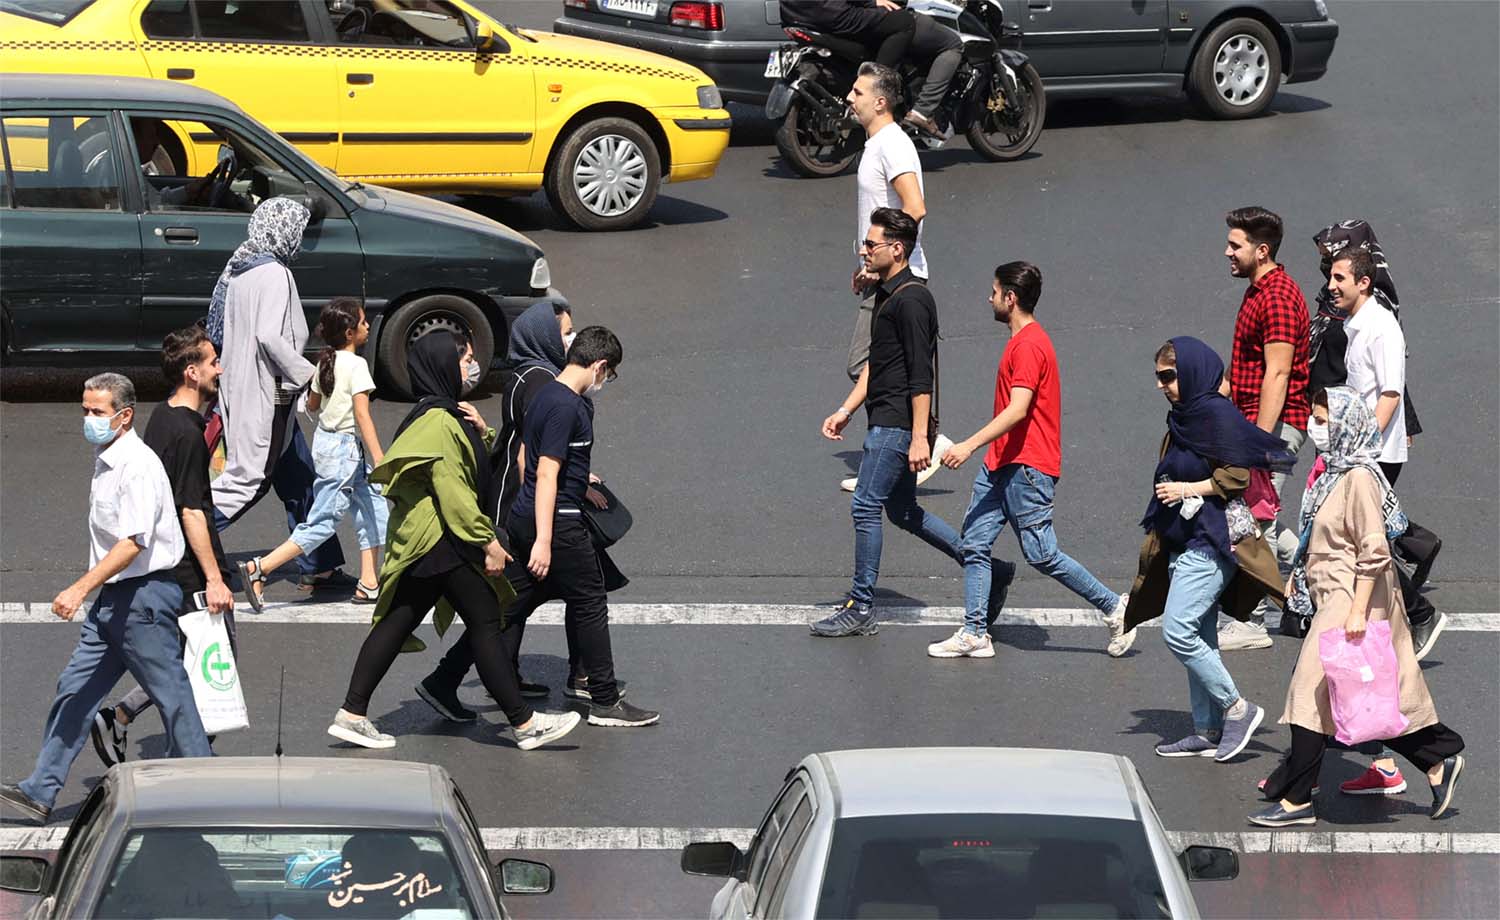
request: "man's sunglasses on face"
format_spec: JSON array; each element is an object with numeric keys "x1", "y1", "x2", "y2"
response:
[{"x1": 1155, "y1": 369, "x2": 1178, "y2": 385}]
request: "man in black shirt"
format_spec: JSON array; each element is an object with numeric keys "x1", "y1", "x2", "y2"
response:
[
  {"x1": 91, "y1": 327, "x2": 237, "y2": 766},
  {"x1": 817, "y1": 208, "x2": 964, "y2": 637},
  {"x1": 499, "y1": 326, "x2": 659, "y2": 728}
]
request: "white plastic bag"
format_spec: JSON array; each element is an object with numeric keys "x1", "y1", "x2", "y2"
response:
[{"x1": 180, "y1": 609, "x2": 249, "y2": 735}]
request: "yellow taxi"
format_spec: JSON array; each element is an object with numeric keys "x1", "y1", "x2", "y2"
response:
[{"x1": 0, "y1": 0, "x2": 732, "y2": 230}]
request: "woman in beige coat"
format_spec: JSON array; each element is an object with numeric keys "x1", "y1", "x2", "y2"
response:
[{"x1": 1250, "y1": 387, "x2": 1465, "y2": 827}]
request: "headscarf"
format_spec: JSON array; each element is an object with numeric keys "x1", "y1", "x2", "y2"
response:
[
  {"x1": 1284, "y1": 386, "x2": 1408, "y2": 619},
  {"x1": 205, "y1": 197, "x2": 311, "y2": 348},
  {"x1": 507, "y1": 300, "x2": 568, "y2": 373},
  {"x1": 1160, "y1": 337, "x2": 1298, "y2": 473},
  {"x1": 393, "y1": 332, "x2": 492, "y2": 508},
  {"x1": 1310, "y1": 219, "x2": 1400, "y2": 360}
]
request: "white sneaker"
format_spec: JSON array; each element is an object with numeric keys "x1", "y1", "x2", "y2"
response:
[
  {"x1": 927, "y1": 628, "x2": 995, "y2": 659},
  {"x1": 840, "y1": 475, "x2": 859, "y2": 492},
  {"x1": 1218, "y1": 619, "x2": 1273, "y2": 651},
  {"x1": 1104, "y1": 593, "x2": 1136, "y2": 658},
  {"x1": 513, "y1": 710, "x2": 582, "y2": 751},
  {"x1": 915, "y1": 434, "x2": 954, "y2": 486},
  {"x1": 327, "y1": 712, "x2": 396, "y2": 749}
]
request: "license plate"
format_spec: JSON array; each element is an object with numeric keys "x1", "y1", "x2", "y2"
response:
[
  {"x1": 764, "y1": 50, "x2": 784, "y2": 78},
  {"x1": 600, "y1": 0, "x2": 657, "y2": 17}
]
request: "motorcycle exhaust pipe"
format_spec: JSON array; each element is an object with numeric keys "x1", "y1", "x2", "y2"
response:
[{"x1": 790, "y1": 76, "x2": 850, "y2": 122}]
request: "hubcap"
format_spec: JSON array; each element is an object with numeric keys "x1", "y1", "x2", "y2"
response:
[
  {"x1": 406, "y1": 313, "x2": 467, "y2": 349},
  {"x1": 573, "y1": 134, "x2": 648, "y2": 218},
  {"x1": 1213, "y1": 34, "x2": 1270, "y2": 107}
]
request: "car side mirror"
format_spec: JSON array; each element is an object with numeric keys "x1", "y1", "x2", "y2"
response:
[
  {"x1": 496, "y1": 858, "x2": 553, "y2": 895},
  {"x1": 299, "y1": 182, "x2": 328, "y2": 224},
  {"x1": 475, "y1": 21, "x2": 497, "y2": 52},
  {"x1": 681, "y1": 842, "x2": 745, "y2": 879},
  {"x1": 1181, "y1": 845, "x2": 1239, "y2": 881},
  {"x1": 0, "y1": 856, "x2": 49, "y2": 894}
]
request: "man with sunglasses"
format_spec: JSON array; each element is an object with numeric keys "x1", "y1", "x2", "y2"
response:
[{"x1": 816, "y1": 208, "x2": 963, "y2": 637}]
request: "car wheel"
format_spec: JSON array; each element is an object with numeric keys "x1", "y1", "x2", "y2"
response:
[
  {"x1": 375, "y1": 294, "x2": 496, "y2": 401},
  {"x1": 1189, "y1": 17, "x2": 1282, "y2": 119},
  {"x1": 545, "y1": 117, "x2": 660, "y2": 231}
]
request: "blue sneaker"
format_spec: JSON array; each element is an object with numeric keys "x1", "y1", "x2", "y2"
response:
[
  {"x1": 1247, "y1": 801, "x2": 1316, "y2": 828},
  {"x1": 1215, "y1": 700, "x2": 1264, "y2": 762},
  {"x1": 810, "y1": 600, "x2": 878, "y2": 637},
  {"x1": 1155, "y1": 734, "x2": 1218, "y2": 758}
]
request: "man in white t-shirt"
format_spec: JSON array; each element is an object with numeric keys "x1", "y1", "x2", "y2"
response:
[
  {"x1": 1329, "y1": 249, "x2": 1406, "y2": 465},
  {"x1": 840, "y1": 61, "x2": 949, "y2": 489}
]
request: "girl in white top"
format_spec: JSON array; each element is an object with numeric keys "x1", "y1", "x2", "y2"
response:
[{"x1": 239, "y1": 299, "x2": 389, "y2": 611}]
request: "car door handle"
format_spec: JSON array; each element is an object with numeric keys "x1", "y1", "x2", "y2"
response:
[
  {"x1": 166, "y1": 68, "x2": 195, "y2": 80},
  {"x1": 162, "y1": 227, "x2": 199, "y2": 244},
  {"x1": 346, "y1": 73, "x2": 374, "y2": 85},
  {"x1": 1027, "y1": 0, "x2": 1051, "y2": 9}
]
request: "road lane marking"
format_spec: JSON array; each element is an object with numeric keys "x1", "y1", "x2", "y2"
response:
[
  {"x1": 3, "y1": 601, "x2": 1497, "y2": 630},
  {"x1": 1, "y1": 825, "x2": 1496, "y2": 854}
]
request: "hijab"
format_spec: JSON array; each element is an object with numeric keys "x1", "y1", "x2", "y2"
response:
[
  {"x1": 205, "y1": 197, "x2": 311, "y2": 348},
  {"x1": 508, "y1": 300, "x2": 568, "y2": 374},
  {"x1": 1160, "y1": 337, "x2": 1298, "y2": 472},
  {"x1": 1285, "y1": 386, "x2": 1408, "y2": 618},
  {"x1": 393, "y1": 332, "x2": 492, "y2": 508},
  {"x1": 1310, "y1": 219, "x2": 1401, "y2": 360}
]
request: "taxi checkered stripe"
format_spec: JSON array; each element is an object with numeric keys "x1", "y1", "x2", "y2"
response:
[{"x1": 0, "y1": 39, "x2": 136, "y2": 52}]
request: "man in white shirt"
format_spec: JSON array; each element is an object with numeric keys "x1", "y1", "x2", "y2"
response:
[
  {"x1": 1329, "y1": 249, "x2": 1406, "y2": 466},
  {"x1": 841, "y1": 62, "x2": 949, "y2": 489},
  {"x1": 1, "y1": 374, "x2": 210, "y2": 825}
]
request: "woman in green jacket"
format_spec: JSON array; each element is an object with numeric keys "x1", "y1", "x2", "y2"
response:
[{"x1": 327, "y1": 332, "x2": 580, "y2": 752}]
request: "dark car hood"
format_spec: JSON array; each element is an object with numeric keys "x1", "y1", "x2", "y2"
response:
[{"x1": 352, "y1": 184, "x2": 541, "y2": 252}]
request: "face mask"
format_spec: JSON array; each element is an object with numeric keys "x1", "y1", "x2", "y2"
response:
[
  {"x1": 83, "y1": 409, "x2": 125, "y2": 446},
  {"x1": 562, "y1": 331, "x2": 577, "y2": 354},
  {"x1": 585, "y1": 367, "x2": 608, "y2": 397},
  {"x1": 1308, "y1": 419, "x2": 1330, "y2": 453},
  {"x1": 462, "y1": 358, "x2": 482, "y2": 388}
]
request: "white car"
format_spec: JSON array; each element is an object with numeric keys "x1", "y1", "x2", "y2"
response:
[{"x1": 682, "y1": 747, "x2": 1238, "y2": 919}]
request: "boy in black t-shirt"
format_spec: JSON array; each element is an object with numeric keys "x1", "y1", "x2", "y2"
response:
[
  {"x1": 504, "y1": 326, "x2": 659, "y2": 728},
  {"x1": 91, "y1": 327, "x2": 238, "y2": 766}
]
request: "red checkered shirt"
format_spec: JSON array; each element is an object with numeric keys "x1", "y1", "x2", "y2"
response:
[{"x1": 1230, "y1": 264, "x2": 1310, "y2": 430}]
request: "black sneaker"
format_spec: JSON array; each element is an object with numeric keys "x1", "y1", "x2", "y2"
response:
[
  {"x1": 415, "y1": 676, "x2": 477, "y2": 723},
  {"x1": 985, "y1": 560, "x2": 1018, "y2": 629},
  {"x1": 1411, "y1": 611, "x2": 1448, "y2": 663},
  {"x1": 1429, "y1": 754, "x2": 1464, "y2": 819},
  {"x1": 90, "y1": 707, "x2": 127, "y2": 767},
  {"x1": 562, "y1": 676, "x2": 627, "y2": 702},
  {"x1": 518, "y1": 677, "x2": 551, "y2": 699},
  {"x1": 1247, "y1": 801, "x2": 1316, "y2": 828},
  {"x1": 0, "y1": 784, "x2": 50, "y2": 825},
  {"x1": 810, "y1": 599, "x2": 877, "y2": 637},
  {"x1": 298, "y1": 569, "x2": 359, "y2": 591},
  {"x1": 587, "y1": 699, "x2": 660, "y2": 727}
]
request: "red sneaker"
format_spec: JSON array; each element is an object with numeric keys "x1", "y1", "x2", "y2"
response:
[{"x1": 1340, "y1": 765, "x2": 1407, "y2": 795}]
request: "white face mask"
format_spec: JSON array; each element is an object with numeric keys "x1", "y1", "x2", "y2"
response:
[
  {"x1": 1308, "y1": 419, "x2": 1330, "y2": 453},
  {"x1": 462, "y1": 357, "x2": 482, "y2": 388},
  {"x1": 562, "y1": 331, "x2": 577, "y2": 354},
  {"x1": 585, "y1": 365, "x2": 608, "y2": 397}
]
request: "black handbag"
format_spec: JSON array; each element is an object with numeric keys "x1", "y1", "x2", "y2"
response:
[{"x1": 580, "y1": 482, "x2": 632, "y2": 549}]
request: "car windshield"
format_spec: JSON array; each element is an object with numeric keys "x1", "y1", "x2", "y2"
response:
[
  {"x1": 815, "y1": 813, "x2": 1170, "y2": 919},
  {"x1": 93, "y1": 828, "x2": 477, "y2": 919},
  {"x1": 0, "y1": 0, "x2": 95, "y2": 23}
]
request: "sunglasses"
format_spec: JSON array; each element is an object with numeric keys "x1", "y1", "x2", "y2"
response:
[
  {"x1": 1155, "y1": 368, "x2": 1178, "y2": 385},
  {"x1": 859, "y1": 239, "x2": 897, "y2": 251}
]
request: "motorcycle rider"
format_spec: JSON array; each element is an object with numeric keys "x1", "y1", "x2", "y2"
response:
[
  {"x1": 905, "y1": 8, "x2": 965, "y2": 137},
  {"x1": 779, "y1": 0, "x2": 917, "y2": 71}
]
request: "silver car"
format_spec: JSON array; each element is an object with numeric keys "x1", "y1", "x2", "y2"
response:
[{"x1": 682, "y1": 747, "x2": 1238, "y2": 919}]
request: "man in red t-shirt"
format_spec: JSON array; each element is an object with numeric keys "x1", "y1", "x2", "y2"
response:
[
  {"x1": 1222, "y1": 207, "x2": 1310, "y2": 650},
  {"x1": 930, "y1": 262, "x2": 1130, "y2": 660}
]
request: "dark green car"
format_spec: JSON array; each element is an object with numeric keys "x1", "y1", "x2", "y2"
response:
[{"x1": 0, "y1": 73, "x2": 566, "y2": 398}]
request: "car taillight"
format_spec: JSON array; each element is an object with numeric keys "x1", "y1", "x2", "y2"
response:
[
  {"x1": 669, "y1": 1, "x2": 723, "y2": 30},
  {"x1": 563, "y1": 0, "x2": 588, "y2": 8}
]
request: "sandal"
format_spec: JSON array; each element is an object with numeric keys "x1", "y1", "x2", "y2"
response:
[
  {"x1": 352, "y1": 581, "x2": 379, "y2": 605},
  {"x1": 238, "y1": 557, "x2": 266, "y2": 614}
]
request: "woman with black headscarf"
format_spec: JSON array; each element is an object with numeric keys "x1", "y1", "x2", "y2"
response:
[{"x1": 327, "y1": 332, "x2": 580, "y2": 752}]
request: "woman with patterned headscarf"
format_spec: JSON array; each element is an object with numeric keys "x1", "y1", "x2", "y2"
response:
[
  {"x1": 210, "y1": 197, "x2": 349, "y2": 589},
  {"x1": 1250, "y1": 387, "x2": 1465, "y2": 828}
]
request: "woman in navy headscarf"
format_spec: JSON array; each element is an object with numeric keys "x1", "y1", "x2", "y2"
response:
[{"x1": 1121, "y1": 337, "x2": 1295, "y2": 763}]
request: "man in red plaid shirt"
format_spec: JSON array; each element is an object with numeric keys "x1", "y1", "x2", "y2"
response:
[{"x1": 1220, "y1": 206, "x2": 1309, "y2": 650}]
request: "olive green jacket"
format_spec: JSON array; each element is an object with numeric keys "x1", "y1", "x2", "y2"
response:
[{"x1": 368, "y1": 410, "x2": 514, "y2": 651}]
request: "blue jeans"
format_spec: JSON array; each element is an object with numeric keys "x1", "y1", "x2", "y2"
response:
[
  {"x1": 849, "y1": 426, "x2": 962, "y2": 605},
  {"x1": 957, "y1": 464, "x2": 1119, "y2": 634},
  {"x1": 20, "y1": 574, "x2": 210, "y2": 809},
  {"x1": 290, "y1": 429, "x2": 388, "y2": 555},
  {"x1": 1162, "y1": 549, "x2": 1241, "y2": 735}
]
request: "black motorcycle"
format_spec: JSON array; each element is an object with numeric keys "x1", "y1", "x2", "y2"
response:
[{"x1": 765, "y1": 0, "x2": 1045, "y2": 178}]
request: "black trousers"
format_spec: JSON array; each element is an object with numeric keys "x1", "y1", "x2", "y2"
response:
[
  {"x1": 341, "y1": 562, "x2": 531, "y2": 727},
  {"x1": 860, "y1": 9, "x2": 917, "y2": 71},
  {"x1": 1377, "y1": 461, "x2": 1443, "y2": 618},
  {"x1": 1265, "y1": 723, "x2": 1465, "y2": 806}
]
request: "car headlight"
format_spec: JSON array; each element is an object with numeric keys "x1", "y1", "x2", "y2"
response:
[
  {"x1": 697, "y1": 85, "x2": 723, "y2": 110},
  {"x1": 530, "y1": 257, "x2": 551, "y2": 290},
  {"x1": 1314, "y1": 0, "x2": 1328, "y2": 17}
]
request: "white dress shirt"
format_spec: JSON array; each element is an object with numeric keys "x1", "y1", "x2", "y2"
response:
[
  {"x1": 89, "y1": 428, "x2": 184, "y2": 582},
  {"x1": 1342, "y1": 297, "x2": 1407, "y2": 464}
]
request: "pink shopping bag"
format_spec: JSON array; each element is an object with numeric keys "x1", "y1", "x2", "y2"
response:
[{"x1": 1318, "y1": 620, "x2": 1409, "y2": 746}]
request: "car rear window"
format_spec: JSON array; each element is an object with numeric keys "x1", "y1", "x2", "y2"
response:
[
  {"x1": 0, "y1": 0, "x2": 96, "y2": 25},
  {"x1": 815, "y1": 813, "x2": 1169, "y2": 919},
  {"x1": 93, "y1": 828, "x2": 477, "y2": 919}
]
